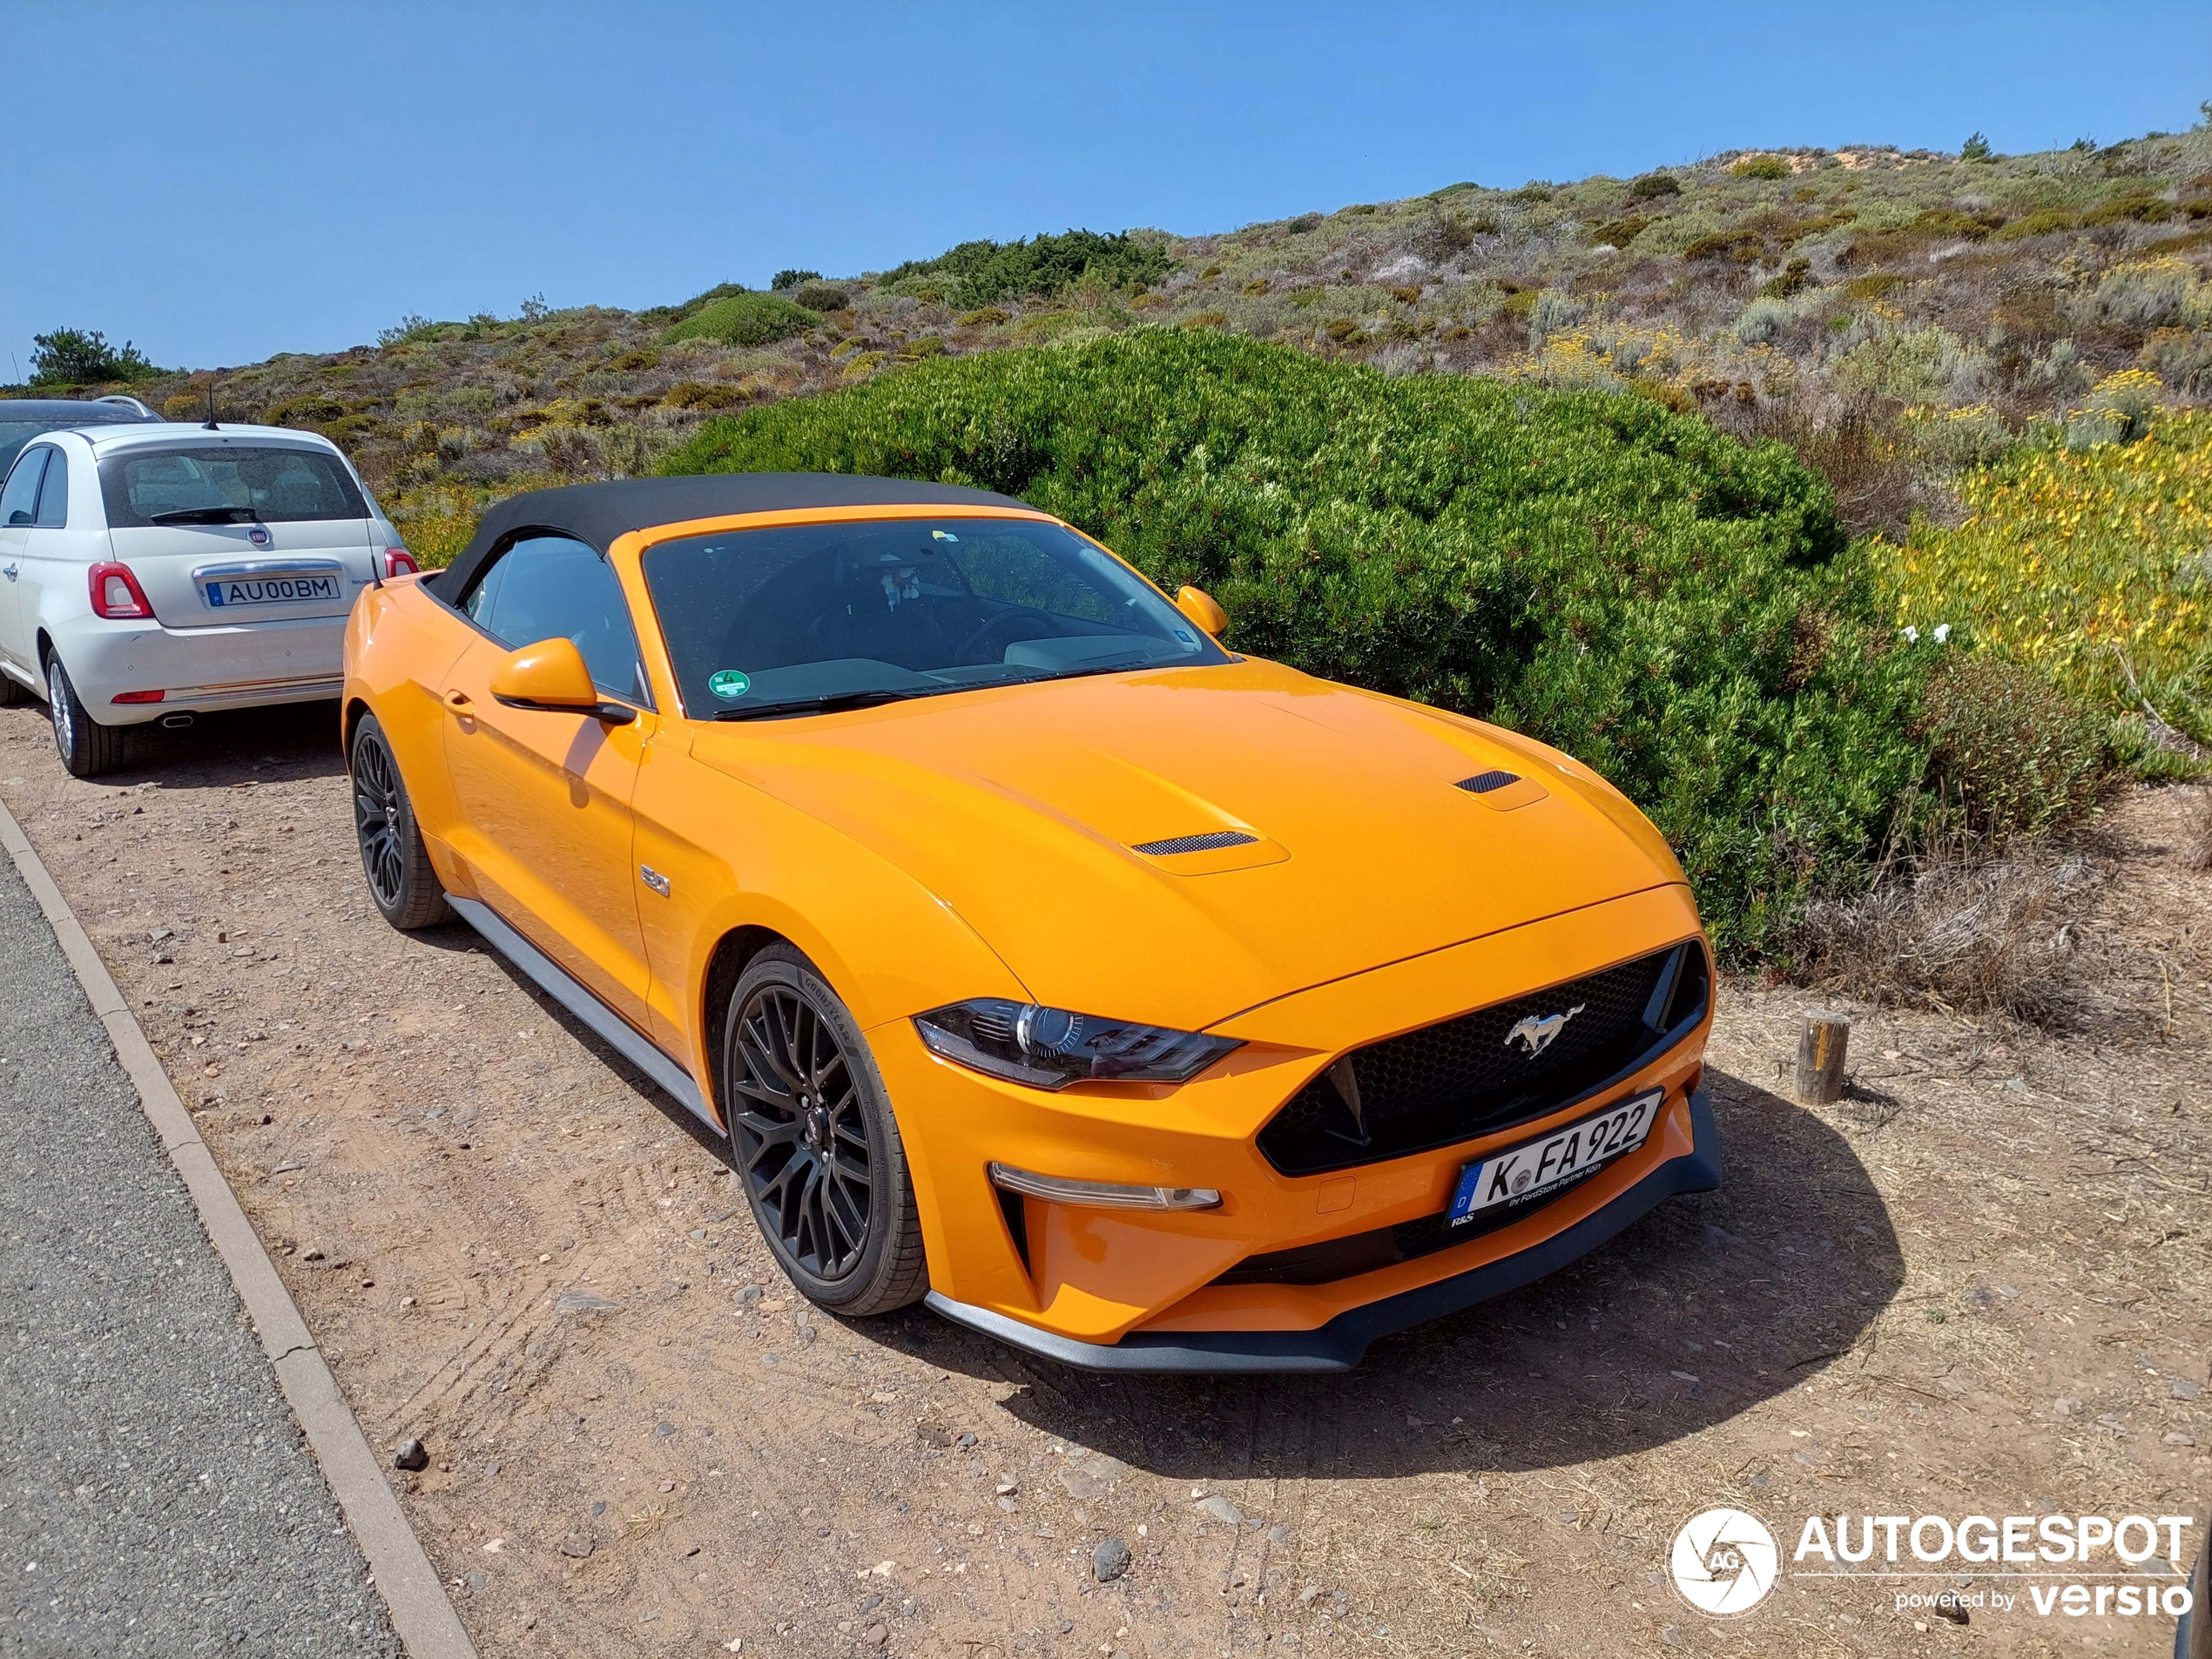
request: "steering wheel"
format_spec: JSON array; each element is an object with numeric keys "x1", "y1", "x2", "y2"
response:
[{"x1": 956, "y1": 606, "x2": 1056, "y2": 665}]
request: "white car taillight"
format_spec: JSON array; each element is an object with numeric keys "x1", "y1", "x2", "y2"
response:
[
  {"x1": 89, "y1": 562, "x2": 153, "y2": 620},
  {"x1": 382, "y1": 548, "x2": 419, "y2": 577}
]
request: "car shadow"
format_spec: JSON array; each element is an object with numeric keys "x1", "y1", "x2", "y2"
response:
[
  {"x1": 442, "y1": 922, "x2": 737, "y2": 1169},
  {"x1": 98, "y1": 698, "x2": 348, "y2": 787},
  {"x1": 871, "y1": 1067, "x2": 1903, "y2": 1479}
]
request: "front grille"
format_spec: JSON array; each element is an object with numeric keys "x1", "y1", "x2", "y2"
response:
[
  {"x1": 1255, "y1": 939, "x2": 1708, "y2": 1177},
  {"x1": 1132, "y1": 830, "x2": 1258, "y2": 856}
]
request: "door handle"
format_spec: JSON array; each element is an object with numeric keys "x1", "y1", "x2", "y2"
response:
[
  {"x1": 444, "y1": 690, "x2": 472, "y2": 709},
  {"x1": 1, "y1": 564, "x2": 17, "y2": 581}
]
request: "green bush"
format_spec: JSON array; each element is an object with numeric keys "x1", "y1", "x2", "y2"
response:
[
  {"x1": 771, "y1": 269, "x2": 822, "y2": 291},
  {"x1": 639, "y1": 282, "x2": 752, "y2": 326},
  {"x1": 1759, "y1": 257, "x2": 1814, "y2": 299},
  {"x1": 1911, "y1": 206, "x2": 2005, "y2": 239},
  {"x1": 1919, "y1": 656, "x2": 2108, "y2": 836},
  {"x1": 664, "y1": 293, "x2": 821, "y2": 348},
  {"x1": 2081, "y1": 195, "x2": 2172, "y2": 226},
  {"x1": 1588, "y1": 216, "x2": 1651, "y2": 249},
  {"x1": 30, "y1": 327, "x2": 159, "y2": 384},
  {"x1": 882, "y1": 229, "x2": 1171, "y2": 307},
  {"x1": 1993, "y1": 207, "x2": 2075, "y2": 241},
  {"x1": 788, "y1": 282, "x2": 851, "y2": 314},
  {"x1": 1683, "y1": 228, "x2": 1767, "y2": 263},
  {"x1": 1626, "y1": 172, "x2": 1682, "y2": 201},
  {"x1": 1731, "y1": 155, "x2": 1793, "y2": 180},
  {"x1": 664, "y1": 381, "x2": 749, "y2": 410},
  {"x1": 1843, "y1": 272, "x2": 1905, "y2": 301},
  {"x1": 661, "y1": 329, "x2": 1935, "y2": 956}
]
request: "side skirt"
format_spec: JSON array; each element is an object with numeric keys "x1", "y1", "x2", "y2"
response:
[{"x1": 446, "y1": 894, "x2": 718, "y2": 1133}]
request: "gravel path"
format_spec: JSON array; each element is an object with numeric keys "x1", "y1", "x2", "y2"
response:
[{"x1": 0, "y1": 849, "x2": 399, "y2": 1656}]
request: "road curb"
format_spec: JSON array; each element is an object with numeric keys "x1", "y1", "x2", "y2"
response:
[{"x1": 0, "y1": 794, "x2": 478, "y2": 1659}]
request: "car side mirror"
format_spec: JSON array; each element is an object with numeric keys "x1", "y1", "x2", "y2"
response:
[
  {"x1": 1175, "y1": 584, "x2": 1228, "y2": 637},
  {"x1": 490, "y1": 637, "x2": 635, "y2": 724},
  {"x1": 6, "y1": 510, "x2": 30, "y2": 527}
]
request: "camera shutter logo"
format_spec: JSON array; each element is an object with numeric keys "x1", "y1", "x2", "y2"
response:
[{"x1": 1670, "y1": 1507, "x2": 1779, "y2": 1617}]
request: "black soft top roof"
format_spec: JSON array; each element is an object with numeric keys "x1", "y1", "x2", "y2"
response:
[{"x1": 440, "y1": 473, "x2": 1035, "y2": 596}]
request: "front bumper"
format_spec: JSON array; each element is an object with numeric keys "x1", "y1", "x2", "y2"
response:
[
  {"x1": 873, "y1": 882, "x2": 1716, "y2": 1367},
  {"x1": 927, "y1": 1084, "x2": 1720, "y2": 1372}
]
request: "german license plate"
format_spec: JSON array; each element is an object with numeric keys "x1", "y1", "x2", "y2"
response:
[
  {"x1": 205, "y1": 574, "x2": 341, "y2": 607},
  {"x1": 1447, "y1": 1089, "x2": 1663, "y2": 1225}
]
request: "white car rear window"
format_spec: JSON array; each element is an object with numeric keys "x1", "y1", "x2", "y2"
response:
[{"x1": 99, "y1": 445, "x2": 367, "y2": 528}]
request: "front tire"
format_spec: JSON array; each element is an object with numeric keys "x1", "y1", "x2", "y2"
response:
[
  {"x1": 46, "y1": 654, "x2": 125, "y2": 778},
  {"x1": 724, "y1": 945, "x2": 927, "y2": 1316},
  {"x1": 350, "y1": 713, "x2": 451, "y2": 930}
]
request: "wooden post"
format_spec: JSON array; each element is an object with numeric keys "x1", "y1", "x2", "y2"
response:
[{"x1": 1794, "y1": 1014, "x2": 1849, "y2": 1104}]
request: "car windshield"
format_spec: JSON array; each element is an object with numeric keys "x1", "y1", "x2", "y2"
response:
[
  {"x1": 98, "y1": 444, "x2": 367, "y2": 528},
  {"x1": 0, "y1": 412, "x2": 140, "y2": 478},
  {"x1": 642, "y1": 516, "x2": 1230, "y2": 718}
]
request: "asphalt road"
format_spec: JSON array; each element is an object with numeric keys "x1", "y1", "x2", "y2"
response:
[{"x1": 0, "y1": 851, "x2": 400, "y2": 1656}]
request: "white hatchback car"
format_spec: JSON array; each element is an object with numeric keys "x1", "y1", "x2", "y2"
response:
[{"x1": 0, "y1": 421, "x2": 412, "y2": 775}]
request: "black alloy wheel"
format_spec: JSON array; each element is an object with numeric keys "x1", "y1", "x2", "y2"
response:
[
  {"x1": 725, "y1": 945, "x2": 926, "y2": 1314},
  {"x1": 350, "y1": 714, "x2": 451, "y2": 930}
]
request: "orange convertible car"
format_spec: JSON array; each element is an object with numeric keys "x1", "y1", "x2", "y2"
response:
[{"x1": 342, "y1": 475, "x2": 1718, "y2": 1370}]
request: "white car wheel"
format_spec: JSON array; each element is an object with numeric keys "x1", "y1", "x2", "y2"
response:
[{"x1": 45, "y1": 655, "x2": 125, "y2": 778}]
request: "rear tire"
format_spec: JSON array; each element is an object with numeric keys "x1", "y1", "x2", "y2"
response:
[
  {"x1": 724, "y1": 944, "x2": 927, "y2": 1316},
  {"x1": 45, "y1": 654, "x2": 125, "y2": 778},
  {"x1": 350, "y1": 713, "x2": 452, "y2": 930}
]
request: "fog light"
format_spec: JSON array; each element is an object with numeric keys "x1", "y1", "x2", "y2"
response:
[{"x1": 987, "y1": 1162, "x2": 1221, "y2": 1211}]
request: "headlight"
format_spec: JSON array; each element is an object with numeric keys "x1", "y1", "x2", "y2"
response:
[{"x1": 913, "y1": 998, "x2": 1241, "y2": 1089}]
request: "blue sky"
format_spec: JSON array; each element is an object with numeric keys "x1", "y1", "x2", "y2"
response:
[{"x1": 7, "y1": 2, "x2": 2209, "y2": 374}]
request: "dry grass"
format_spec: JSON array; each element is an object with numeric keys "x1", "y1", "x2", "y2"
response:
[
  {"x1": 1794, "y1": 831, "x2": 2107, "y2": 1023},
  {"x1": 2189, "y1": 784, "x2": 2212, "y2": 873},
  {"x1": 1716, "y1": 395, "x2": 1937, "y2": 541}
]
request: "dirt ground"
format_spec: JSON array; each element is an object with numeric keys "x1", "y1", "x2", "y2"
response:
[{"x1": 1, "y1": 698, "x2": 2206, "y2": 1659}]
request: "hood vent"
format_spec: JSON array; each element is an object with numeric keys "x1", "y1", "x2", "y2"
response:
[
  {"x1": 1132, "y1": 830, "x2": 1258, "y2": 857},
  {"x1": 1454, "y1": 770, "x2": 1521, "y2": 794}
]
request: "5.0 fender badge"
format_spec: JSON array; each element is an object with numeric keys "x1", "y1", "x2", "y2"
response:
[{"x1": 1504, "y1": 1003, "x2": 1585, "y2": 1058}]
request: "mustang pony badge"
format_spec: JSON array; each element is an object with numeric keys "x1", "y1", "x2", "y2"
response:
[{"x1": 1504, "y1": 1003, "x2": 1585, "y2": 1058}]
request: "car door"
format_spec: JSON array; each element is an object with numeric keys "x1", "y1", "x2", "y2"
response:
[
  {"x1": 441, "y1": 533, "x2": 659, "y2": 1028},
  {"x1": 0, "y1": 447, "x2": 48, "y2": 675},
  {"x1": 14, "y1": 443, "x2": 106, "y2": 683}
]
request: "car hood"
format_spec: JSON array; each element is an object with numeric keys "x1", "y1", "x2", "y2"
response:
[{"x1": 687, "y1": 659, "x2": 1689, "y2": 1032}]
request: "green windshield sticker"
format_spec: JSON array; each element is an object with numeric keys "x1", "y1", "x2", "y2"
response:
[{"x1": 707, "y1": 669, "x2": 751, "y2": 700}]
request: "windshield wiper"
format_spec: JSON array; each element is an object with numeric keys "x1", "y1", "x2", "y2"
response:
[
  {"x1": 147, "y1": 506, "x2": 261, "y2": 525},
  {"x1": 713, "y1": 686, "x2": 949, "y2": 721},
  {"x1": 711, "y1": 655, "x2": 1178, "y2": 721}
]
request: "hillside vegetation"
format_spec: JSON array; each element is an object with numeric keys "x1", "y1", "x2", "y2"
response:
[{"x1": 23, "y1": 124, "x2": 2206, "y2": 551}]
